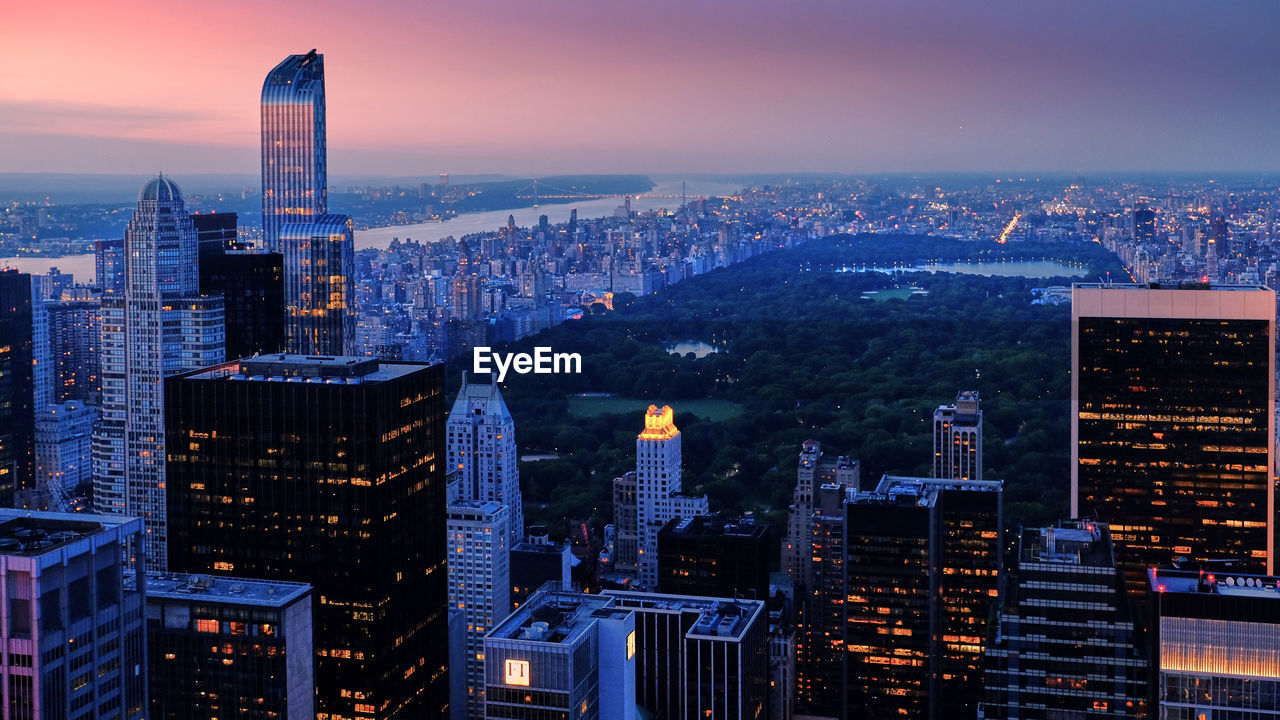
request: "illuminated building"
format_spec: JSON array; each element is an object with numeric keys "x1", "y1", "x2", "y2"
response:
[
  {"x1": 95, "y1": 237, "x2": 125, "y2": 293},
  {"x1": 603, "y1": 590, "x2": 768, "y2": 720},
  {"x1": 626, "y1": 405, "x2": 708, "y2": 589},
  {"x1": 92, "y1": 176, "x2": 224, "y2": 571},
  {"x1": 46, "y1": 297, "x2": 100, "y2": 403},
  {"x1": 983, "y1": 520, "x2": 1148, "y2": 719},
  {"x1": 844, "y1": 476, "x2": 1002, "y2": 720},
  {"x1": 446, "y1": 500, "x2": 511, "y2": 719},
  {"x1": 446, "y1": 375, "x2": 524, "y2": 539},
  {"x1": 932, "y1": 390, "x2": 982, "y2": 481},
  {"x1": 483, "y1": 586, "x2": 637, "y2": 720},
  {"x1": 1133, "y1": 205, "x2": 1157, "y2": 244},
  {"x1": 0, "y1": 268, "x2": 35, "y2": 506},
  {"x1": 656, "y1": 514, "x2": 769, "y2": 600},
  {"x1": 145, "y1": 572, "x2": 314, "y2": 720},
  {"x1": 35, "y1": 400, "x2": 95, "y2": 507},
  {"x1": 1072, "y1": 284, "x2": 1276, "y2": 593},
  {"x1": 261, "y1": 50, "x2": 327, "y2": 253},
  {"x1": 280, "y1": 214, "x2": 355, "y2": 356},
  {"x1": 783, "y1": 439, "x2": 858, "y2": 589},
  {"x1": 165, "y1": 354, "x2": 449, "y2": 720},
  {"x1": 1149, "y1": 567, "x2": 1280, "y2": 718},
  {"x1": 0, "y1": 509, "x2": 147, "y2": 720},
  {"x1": 795, "y1": 483, "x2": 848, "y2": 719}
]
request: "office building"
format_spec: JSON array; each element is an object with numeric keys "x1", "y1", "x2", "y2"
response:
[
  {"x1": 983, "y1": 520, "x2": 1148, "y2": 719},
  {"x1": 29, "y1": 282, "x2": 50, "y2": 417},
  {"x1": 509, "y1": 534, "x2": 573, "y2": 610},
  {"x1": 280, "y1": 214, "x2": 355, "y2": 356},
  {"x1": 199, "y1": 247, "x2": 286, "y2": 360},
  {"x1": 1149, "y1": 568, "x2": 1280, "y2": 719},
  {"x1": 657, "y1": 514, "x2": 770, "y2": 600},
  {"x1": 166, "y1": 354, "x2": 449, "y2": 719},
  {"x1": 1072, "y1": 284, "x2": 1276, "y2": 591},
  {"x1": 46, "y1": 297, "x2": 100, "y2": 403},
  {"x1": 95, "y1": 237, "x2": 125, "y2": 293},
  {"x1": 92, "y1": 176, "x2": 224, "y2": 570},
  {"x1": 794, "y1": 483, "x2": 848, "y2": 719},
  {"x1": 35, "y1": 400, "x2": 96, "y2": 509},
  {"x1": 0, "y1": 509, "x2": 147, "y2": 720},
  {"x1": 622, "y1": 405, "x2": 708, "y2": 589},
  {"x1": 446, "y1": 376, "x2": 525, "y2": 539},
  {"x1": 1134, "y1": 205, "x2": 1157, "y2": 244},
  {"x1": 783, "y1": 440, "x2": 858, "y2": 589},
  {"x1": 190, "y1": 212, "x2": 239, "y2": 258},
  {"x1": 932, "y1": 390, "x2": 982, "y2": 481},
  {"x1": 146, "y1": 572, "x2": 313, "y2": 720},
  {"x1": 603, "y1": 590, "x2": 768, "y2": 720},
  {"x1": 261, "y1": 50, "x2": 327, "y2": 253},
  {"x1": 446, "y1": 500, "x2": 511, "y2": 719},
  {"x1": 844, "y1": 476, "x2": 1003, "y2": 720},
  {"x1": 483, "y1": 586, "x2": 636, "y2": 720},
  {"x1": 0, "y1": 269, "x2": 35, "y2": 506}
]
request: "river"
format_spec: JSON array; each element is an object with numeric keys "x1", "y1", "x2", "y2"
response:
[{"x1": 0, "y1": 179, "x2": 740, "y2": 284}]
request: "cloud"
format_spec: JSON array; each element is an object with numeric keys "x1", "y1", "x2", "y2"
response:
[{"x1": 0, "y1": 100, "x2": 231, "y2": 139}]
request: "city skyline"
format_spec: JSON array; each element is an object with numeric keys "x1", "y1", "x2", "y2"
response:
[{"x1": 4, "y1": 1, "x2": 1280, "y2": 175}]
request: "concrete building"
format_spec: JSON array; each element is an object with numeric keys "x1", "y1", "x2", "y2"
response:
[
  {"x1": 932, "y1": 390, "x2": 982, "y2": 481},
  {"x1": 447, "y1": 500, "x2": 512, "y2": 719}
]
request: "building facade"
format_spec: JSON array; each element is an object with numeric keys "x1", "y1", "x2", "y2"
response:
[
  {"x1": 628, "y1": 405, "x2": 708, "y2": 589},
  {"x1": 280, "y1": 214, "x2": 355, "y2": 356},
  {"x1": 1072, "y1": 284, "x2": 1276, "y2": 592},
  {"x1": 657, "y1": 515, "x2": 770, "y2": 600},
  {"x1": 783, "y1": 440, "x2": 858, "y2": 590},
  {"x1": 35, "y1": 400, "x2": 95, "y2": 509},
  {"x1": 261, "y1": 50, "x2": 327, "y2": 253},
  {"x1": 446, "y1": 500, "x2": 511, "y2": 719},
  {"x1": 0, "y1": 269, "x2": 35, "y2": 506},
  {"x1": 46, "y1": 298, "x2": 100, "y2": 403},
  {"x1": 0, "y1": 509, "x2": 148, "y2": 720},
  {"x1": 446, "y1": 377, "x2": 524, "y2": 540},
  {"x1": 932, "y1": 390, "x2": 982, "y2": 481},
  {"x1": 92, "y1": 176, "x2": 224, "y2": 570},
  {"x1": 166, "y1": 355, "x2": 450, "y2": 720}
]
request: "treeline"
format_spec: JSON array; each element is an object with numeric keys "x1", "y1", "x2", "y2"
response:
[{"x1": 487, "y1": 234, "x2": 1124, "y2": 541}]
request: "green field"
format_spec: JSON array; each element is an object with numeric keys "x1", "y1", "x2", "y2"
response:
[
  {"x1": 568, "y1": 395, "x2": 743, "y2": 421},
  {"x1": 861, "y1": 285, "x2": 919, "y2": 301}
]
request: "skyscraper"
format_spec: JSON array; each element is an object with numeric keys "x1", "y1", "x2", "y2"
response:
[
  {"x1": 628, "y1": 405, "x2": 708, "y2": 589},
  {"x1": 196, "y1": 213, "x2": 286, "y2": 360},
  {"x1": 46, "y1": 296, "x2": 100, "y2": 403},
  {"x1": 794, "y1": 483, "x2": 848, "y2": 719},
  {"x1": 92, "y1": 176, "x2": 224, "y2": 570},
  {"x1": 783, "y1": 440, "x2": 858, "y2": 589},
  {"x1": 932, "y1": 390, "x2": 982, "y2": 481},
  {"x1": 446, "y1": 500, "x2": 512, "y2": 719},
  {"x1": 983, "y1": 520, "x2": 1148, "y2": 720},
  {"x1": 844, "y1": 476, "x2": 1003, "y2": 720},
  {"x1": 166, "y1": 354, "x2": 449, "y2": 719},
  {"x1": 261, "y1": 50, "x2": 327, "y2": 253},
  {"x1": 0, "y1": 509, "x2": 148, "y2": 720},
  {"x1": 280, "y1": 214, "x2": 355, "y2": 355},
  {"x1": 1072, "y1": 283, "x2": 1276, "y2": 592},
  {"x1": 657, "y1": 515, "x2": 770, "y2": 600},
  {"x1": 0, "y1": 269, "x2": 35, "y2": 506},
  {"x1": 95, "y1": 237, "x2": 125, "y2": 293},
  {"x1": 35, "y1": 400, "x2": 95, "y2": 509},
  {"x1": 446, "y1": 376, "x2": 525, "y2": 539}
]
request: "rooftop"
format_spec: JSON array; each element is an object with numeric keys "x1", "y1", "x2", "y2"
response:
[
  {"x1": 1021, "y1": 519, "x2": 1114, "y2": 568},
  {"x1": 138, "y1": 175, "x2": 182, "y2": 204},
  {"x1": 1072, "y1": 282, "x2": 1270, "y2": 292},
  {"x1": 181, "y1": 355, "x2": 428, "y2": 384},
  {"x1": 663, "y1": 514, "x2": 768, "y2": 540},
  {"x1": 602, "y1": 590, "x2": 764, "y2": 641},
  {"x1": 1150, "y1": 568, "x2": 1280, "y2": 600},
  {"x1": 489, "y1": 589, "x2": 622, "y2": 646},
  {"x1": 0, "y1": 510, "x2": 142, "y2": 556},
  {"x1": 855, "y1": 475, "x2": 1003, "y2": 506},
  {"x1": 145, "y1": 572, "x2": 311, "y2": 607}
]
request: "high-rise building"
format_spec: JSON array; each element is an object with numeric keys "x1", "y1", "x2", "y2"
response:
[
  {"x1": 94, "y1": 237, "x2": 125, "y2": 293},
  {"x1": 983, "y1": 520, "x2": 1148, "y2": 719},
  {"x1": 783, "y1": 440, "x2": 858, "y2": 589},
  {"x1": 483, "y1": 586, "x2": 637, "y2": 720},
  {"x1": 602, "y1": 590, "x2": 768, "y2": 720},
  {"x1": 145, "y1": 572, "x2": 314, "y2": 720},
  {"x1": 92, "y1": 176, "x2": 224, "y2": 570},
  {"x1": 1072, "y1": 284, "x2": 1276, "y2": 592},
  {"x1": 623, "y1": 405, "x2": 708, "y2": 589},
  {"x1": 1149, "y1": 567, "x2": 1280, "y2": 719},
  {"x1": 46, "y1": 297, "x2": 100, "y2": 403},
  {"x1": 198, "y1": 233, "x2": 286, "y2": 360},
  {"x1": 932, "y1": 390, "x2": 982, "y2": 481},
  {"x1": 35, "y1": 400, "x2": 96, "y2": 508},
  {"x1": 1133, "y1": 204, "x2": 1157, "y2": 244},
  {"x1": 843, "y1": 476, "x2": 1003, "y2": 720},
  {"x1": 794, "y1": 483, "x2": 848, "y2": 719},
  {"x1": 280, "y1": 214, "x2": 355, "y2": 356},
  {"x1": 446, "y1": 376, "x2": 525, "y2": 539},
  {"x1": 166, "y1": 354, "x2": 449, "y2": 719},
  {"x1": 29, "y1": 281, "x2": 51, "y2": 417},
  {"x1": 0, "y1": 509, "x2": 148, "y2": 720},
  {"x1": 509, "y1": 532, "x2": 573, "y2": 610},
  {"x1": 446, "y1": 499, "x2": 512, "y2": 719},
  {"x1": 190, "y1": 212, "x2": 239, "y2": 257},
  {"x1": 657, "y1": 514, "x2": 770, "y2": 600},
  {"x1": 261, "y1": 50, "x2": 327, "y2": 253},
  {"x1": 0, "y1": 268, "x2": 35, "y2": 506}
]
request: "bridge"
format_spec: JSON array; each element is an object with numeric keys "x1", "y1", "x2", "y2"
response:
[{"x1": 514, "y1": 179, "x2": 714, "y2": 207}]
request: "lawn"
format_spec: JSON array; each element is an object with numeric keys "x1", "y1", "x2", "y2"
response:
[
  {"x1": 860, "y1": 285, "x2": 919, "y2": 301},
  {"x1": 567, "y1": 395, "x2": 743, "y2": 421}
]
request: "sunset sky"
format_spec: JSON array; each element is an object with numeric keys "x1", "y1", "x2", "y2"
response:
[{"x1": 3, "y1": 0, "x2": 1280, "y2": 176}]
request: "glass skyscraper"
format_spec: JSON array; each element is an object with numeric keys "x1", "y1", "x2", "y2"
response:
[
  {"x1": 92, "y1": 176, "x2": 224, "y2": 571},
  {"x1": 260, "y1": 50, "x2": 327, "y2": 253},
  {"x1": 279, "y1": 213, "x2": 355, "y2": 355}
]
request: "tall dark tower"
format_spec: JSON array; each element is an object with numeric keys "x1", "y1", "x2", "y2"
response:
[
  {"x1": 1072, "y1": 283, "x2": 1276, "y2": 594},
  {"x1": 166, "y1": 355, "x2": 450, "y2": 719},
  {"x1": 261, "y1": 50, "x2": 327, "y2": 252},
  {"x1": 194, "y1": 212, "x2": 286, "y2": 359},
  {"x1": 1133, "y1": 205, "x2": 1156, "y2": 244},
  {"x1": 0, "y1": 268, "x2": 35, "y2": 505}
]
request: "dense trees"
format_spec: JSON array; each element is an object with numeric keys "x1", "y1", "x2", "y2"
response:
[{"x1": 487, "y1": 234, "x2": 1123, "y2": 544}]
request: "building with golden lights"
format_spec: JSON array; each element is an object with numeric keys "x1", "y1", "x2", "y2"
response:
[{"x1": 1072, "y1": 283, "x2": 1277, "y2": 595}]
